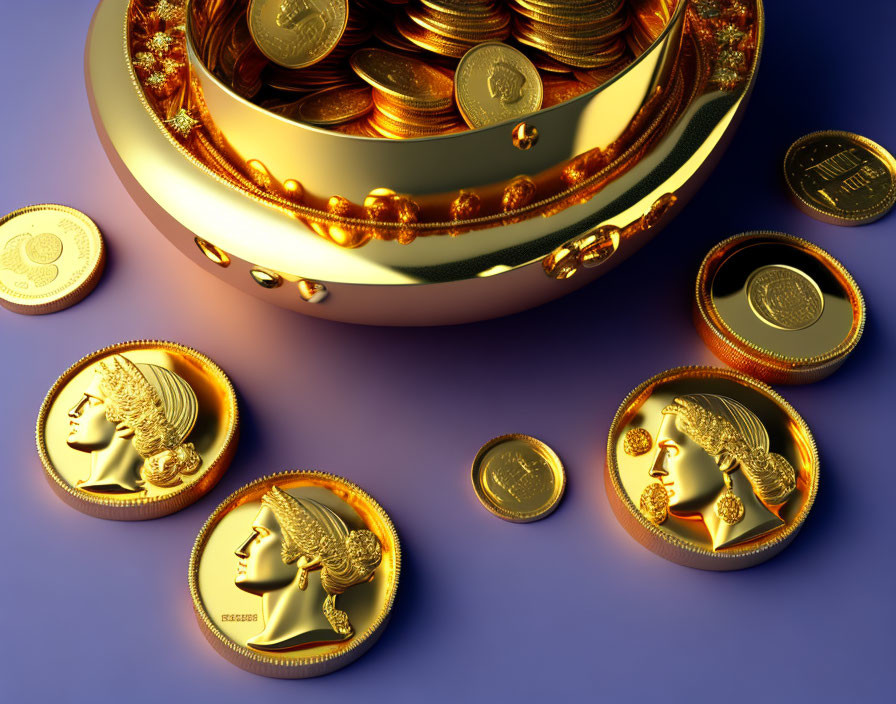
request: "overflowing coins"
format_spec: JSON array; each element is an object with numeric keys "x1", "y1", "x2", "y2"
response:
[{"x1": 194, "y1": 0, "x2": 660, "y2": 137}]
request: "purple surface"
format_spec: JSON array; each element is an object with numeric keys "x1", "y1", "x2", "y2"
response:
[{"x1": 2, "y1": 1, "x2": 894, "y2": 701}]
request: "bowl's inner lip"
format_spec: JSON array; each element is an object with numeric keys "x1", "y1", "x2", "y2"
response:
[{"x1": 183, "y1": 0, "x2": 686, "y2": 143}]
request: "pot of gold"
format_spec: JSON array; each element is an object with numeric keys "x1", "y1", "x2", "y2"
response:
[{"x1": 87, "y1": 0, "x2": 762, "y2": 325}]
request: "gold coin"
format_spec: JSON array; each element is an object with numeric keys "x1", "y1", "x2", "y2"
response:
[
  {"x1": 0, "y1": 204, "x2": 105, "y2": 315},
  {"x1": 289, "y1": 85, "x2": 373, "y2": 125},
  {"x1": 606, "y1": 367, "x2": 819, "y2": 570},
  {"x1": 36, "y1": 341, "x2": 239, "y2": 520},
  {"x1": 189, "y1": 470, "x2": 400, "y2": 678},
  {"x1": 247, "y1": 0, "x2": 348, "y2": 69},
  {"x1": 783, "y1": 130, "x2": 896, "y2": 225},
  {"x1": 350, "y1": 48, "x2": 455, "y2": 110},
  {"x1": 455, "y1": 42, "x2": 543, "y2": 128},
  {"x1": 471, "y1": 434, "x2": 565, "y2": 522},
  {"x1": 695, "y1": 232, "x2": 865, "y2": 384}
]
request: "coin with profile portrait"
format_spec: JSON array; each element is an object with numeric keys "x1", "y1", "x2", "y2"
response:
[
  {"x1": 455, "y1": 42, "x2": 543, "y2": 128},
  {"x1": 189, "y1": 471, "x2": 400, "y2": 678},
  {"x1": 605, "y1": 367, "x2": 819, "y2": 570},
  {"x1": 36, "y1": 340, "x2": 239, "y2": 520}
]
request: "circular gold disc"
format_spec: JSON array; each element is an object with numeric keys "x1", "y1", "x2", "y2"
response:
[
  {"x1": 350, "y1": 48, "x2": 455, "y2": 109},
  {"x1": 471, "y1": 434, "x2": 565, "y2": 522},
  {"x1": 36, "y1": 340, "x2": 239, "y2": 520},
  {"x1": 291, "y1": 85, "x2": 373, "y2": 126},
  {"x1": 695, "y1": 231, "x2": 865, "y2": 384},
  {"x1": 248, "y1": 0, "x2": 348, "y2": 69},
  {"x1": 0, "y1": 204, "x2": 105, "y2": 314},
  {"x1": 455, "y1": 42, "x2": 543, "y2": 128},
  {"x1": 783, "y1": 130, "x2": 896, "y2": 225},
  {"x1": 189, "y1": 471, "x2": 400, "y2": 678},
  {"x1": 605, "y1": 367, "x2": 819, "y2": 570}
]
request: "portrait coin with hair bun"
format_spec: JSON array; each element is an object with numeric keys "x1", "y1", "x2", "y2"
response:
[
  {"x1": 455, "y1": 42, "x2": 543, "y2": 128},
  {"x1": 605, "y1": 367, "x2": 819, "y2": 570},
  {"x1": 189, "y1": 471, "x2": 400, "y2": 678},
  {"x1": 36, "y1": 341, "x2": 239, "y2": 520},
  {"x1": 0, "y1": 204, "x2": 105, "y2": 315}
]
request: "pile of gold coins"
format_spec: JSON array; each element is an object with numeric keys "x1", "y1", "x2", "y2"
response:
[{"x1": 198, "y1": 0, "x2": 648, "y2": 137}]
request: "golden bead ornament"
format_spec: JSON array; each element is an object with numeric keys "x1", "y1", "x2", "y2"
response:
[
  {"x1": 36, "y1": 340, "x2": 239, "y2": 520},
  {"x1": 189, "y1": 471, "x2": 400, "y2": 678},
  {"x1": 606, "y1": 367, "x2": 819, "y2": 570}
]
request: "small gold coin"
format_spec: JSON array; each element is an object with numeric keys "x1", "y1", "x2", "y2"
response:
[
  {"x1": 606, "y1": 367, "x2": 819, "y2": 570},
  {"x1": 455, "y1": 42, "x2": 543, "y2": 128},
  {"x1": 189, "y1": 471, "x2": 400, "y2": 678},
  {"x1": 247, "y1": 0, "x2": 348, "y2": 69},
  {"x1": 471, "y1": 434, "x2": 565, "y2": 522},
  {"x1": 37, "y1": 341, "x2": 239, "y2": 520},
  {"x1": 0, "y1": 204, "x2": 105, "y2": 315},
  {"x1": 783, "y1": 130, "x2": 896, "y2": 225},
  {"x1": 288, "y1": 85, "x2": 373, "y2": 125},
  {"x1": 350, "y1": 48, "x2": 455, "y2": 109}
]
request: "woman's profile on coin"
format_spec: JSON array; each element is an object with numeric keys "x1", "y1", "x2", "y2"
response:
[{"x1": 37, "y1": 341, "x2": 239, "y2": 520}]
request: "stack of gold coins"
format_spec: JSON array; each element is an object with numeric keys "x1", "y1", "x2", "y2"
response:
[
  {"x1": 397, "y1": 1, "x2": 512, "y2": 58},
  {"x1": 272, "y1": 84, "x2": 376, "y2": 134},
  {"x1": 201, "y1": 0, "x2": 644, "y2": 137},
  {"x1": 351, "y1": 48, "x2": 465, "y2": 138},
  {"x1": 509, "y1": 0, "x2": 630, "y2": 69},
  {"x1": 258, "y1": 3, "x2": 373, "y2": 96}
]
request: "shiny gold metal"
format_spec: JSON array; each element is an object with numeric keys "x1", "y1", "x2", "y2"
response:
[
  {"x1": 512, "y1": 121, "x2": 539, "y2": 150},
  {"x1": 455, "y1": 42, "x2": 543, "y2": 129},
  {"x1": 695, "y1": 231, "x2": 865, "y2": 384},
  {"x1": 247, "y1": 0, "x2": 349, "y2": 69},
  {"x1": 250, "y1": 267, "x2": 282, "y2": 288},
  {"x1": 623, "y1": 428, "x2": 652, "y2": 456},
  {"x1": 351, "y1": 48, "x2": 455, "y2": 110},
  {"x1": 297, "y1": 278, "x2": 328, "y2": 303},
  {"x1": 0, "y1": 204, "x2": 105, "y2": 315},
  {"x1": 472, "y1": 434, "x2": 565, "y2": 522},
  {"x1": 290, "y1": 85, "x2": 373, "y2": 126},
  {"x1": 36, "y1": 340, "x2": 239, "y2": 520},
  {"x1": 189, "y1": 470, "x2": 400, "y2": 678},
  {"x1": 86, "y1": 0, "x2": 764, "y2": 325},
  {"x1": 543, "y1": 222, "x2": 620, "y2": 279},
  {"x1": 194, "y1": 236, "x2": 231, "y2": 267},
  {"x1": 606, "y1": 367, "x2": 819, "y2": 570},
  {"x1": 783, "y1": 130, "x2": 896, "y2": 226}
]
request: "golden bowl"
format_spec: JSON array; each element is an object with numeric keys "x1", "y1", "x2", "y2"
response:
[{"x1": 86, "y1": 0, "x2": 763, "y2": 325}]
